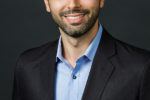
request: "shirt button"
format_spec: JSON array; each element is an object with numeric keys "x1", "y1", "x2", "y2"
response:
[{"x1": 72, "y1": 75, "x2": 77, "y2": 79}]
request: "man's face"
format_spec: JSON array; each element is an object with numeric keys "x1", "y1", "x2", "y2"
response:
[{"x1": 44, "y1": 0, "x2": 104, "y2": 38}]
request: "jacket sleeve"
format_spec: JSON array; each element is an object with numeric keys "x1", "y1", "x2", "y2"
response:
[{"x1": 139, "y1": 60, "x2": 150, "y2": 100}]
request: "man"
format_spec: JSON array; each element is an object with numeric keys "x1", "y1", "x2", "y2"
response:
[{"x1": 13, "y1": 0, "x2": 150, "y2": 100}]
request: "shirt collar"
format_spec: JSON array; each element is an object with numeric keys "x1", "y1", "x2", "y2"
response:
[
  {"x1": 56, "y1": 37, "x2": 63, "y2": 62},
  {"x1": 83, "y1": 24, "x2": 103, "y2": 61},
  {"x1": 56, "y1": 24, "x2": 103, "y2": 62}
]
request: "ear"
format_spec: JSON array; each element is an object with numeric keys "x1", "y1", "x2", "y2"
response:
[
  {"x1": 100, "y1": 0, "x2": 104, "y2": 8},
  {"x1": 44, "y1": 0, "x2": 51, "y2": 12}
]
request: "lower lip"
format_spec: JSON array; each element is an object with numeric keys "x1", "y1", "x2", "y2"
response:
[{"x1": 64, "y1": 15, "x2": 85, "y2": 24}]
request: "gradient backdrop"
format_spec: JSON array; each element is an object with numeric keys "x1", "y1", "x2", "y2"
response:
[{"x1": 0, "y1": 0, "x2": 150, "y2": 100}]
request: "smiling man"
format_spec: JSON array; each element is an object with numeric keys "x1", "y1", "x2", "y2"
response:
[{"x1": 13, "y1": 0, "x2": 150, "y2": 100}]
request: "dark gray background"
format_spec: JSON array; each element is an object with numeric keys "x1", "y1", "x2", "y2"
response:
[{"x1": 0, "y1": 0, "x2": 150, "y2": 100}]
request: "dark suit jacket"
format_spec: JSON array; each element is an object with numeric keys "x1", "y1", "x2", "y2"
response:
[{"x1": 13, "y1": 29, "x2": 150, "y2": 100}]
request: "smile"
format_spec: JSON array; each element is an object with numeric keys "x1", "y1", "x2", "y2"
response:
[
  {"x1": 66, "y1": 15, "x2": 84, "y2": 19},
  {"x1": 64, "y1": 14, "x2": 85, "y2": 24}
]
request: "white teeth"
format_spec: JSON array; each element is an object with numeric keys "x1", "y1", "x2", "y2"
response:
[{"x1": 66, "y1": 15, "x2": 83, "y2": 20}]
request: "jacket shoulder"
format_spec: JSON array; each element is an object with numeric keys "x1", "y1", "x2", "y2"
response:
[
  {"x1": 115, "y1": 38, "x2": 150, "y2": 59},
  {"x1": 112, "y1": 37, "x2": 150, "y2": 68},
  {"x1": 102, "y1": 29, "x2": 150, "y2": 61},
  {"x1": 17, "y1": 40, "x2": 58, "y2": 66}
]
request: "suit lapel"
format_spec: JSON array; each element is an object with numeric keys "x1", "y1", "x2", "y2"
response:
[
  {"x1": 40, "y1": 41, "x2": 58, "y2": 100},
  {"x1": 82, "y1": 29, "x2": 116, "y2": 100}
]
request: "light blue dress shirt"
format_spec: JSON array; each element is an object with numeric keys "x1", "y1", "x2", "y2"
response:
[{"x1": 55, "y1": 25, "x2": 103, "y2": 100}]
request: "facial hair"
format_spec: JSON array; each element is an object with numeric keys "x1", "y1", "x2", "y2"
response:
[{"x1": 50, "y1": 6, "x2": 100, "y2": 38}]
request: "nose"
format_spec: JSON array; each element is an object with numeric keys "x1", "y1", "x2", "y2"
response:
[{"x1": 67, "y1": 0, "x2": 81, "y2": 9}]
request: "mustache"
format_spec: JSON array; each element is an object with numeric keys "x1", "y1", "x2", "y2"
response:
[{"x1": 59, "y1": 9, "x2": 90, "y2": 16}]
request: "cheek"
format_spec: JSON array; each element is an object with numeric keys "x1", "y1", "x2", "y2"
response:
[
  {"x1": 80, "y1": 0, "x2": 99, "y2": 8},
  {"x1": 50, "y1": 0, "x2": 67, "y2": 11}
]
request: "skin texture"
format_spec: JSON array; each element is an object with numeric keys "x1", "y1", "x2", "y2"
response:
[{"x1": 44, "y1": 0, "x2": 104, "y2": 68}]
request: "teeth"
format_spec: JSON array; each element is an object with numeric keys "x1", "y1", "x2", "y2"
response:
[{"x1": 66, "y1": 15, "x2": 83, "y2": 19}]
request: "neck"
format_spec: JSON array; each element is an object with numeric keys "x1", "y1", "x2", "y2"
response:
[{"x1": 60, "y1": 20, "x2": 99, "y2": 68}]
